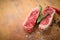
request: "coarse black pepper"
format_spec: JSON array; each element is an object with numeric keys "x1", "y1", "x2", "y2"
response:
[{"x1": 57, "y1": 21, "x2": 60, "y2": 27}]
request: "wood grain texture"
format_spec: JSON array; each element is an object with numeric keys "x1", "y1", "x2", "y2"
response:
[{"x1": 0, "y1": 0, "x2": 60, "y2": 40}]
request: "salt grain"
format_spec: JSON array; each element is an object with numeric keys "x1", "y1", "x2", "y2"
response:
[{"x1": 25, "y1": 34, "x2": 29, "y2": 38}]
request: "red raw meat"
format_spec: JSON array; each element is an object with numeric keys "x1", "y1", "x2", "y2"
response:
[
  {"x1": 38, "y1": 6, "x2": 55, "y2": 30},
  {"x1": 23, "y1": 7, "x2": 40, "y2": 33}
]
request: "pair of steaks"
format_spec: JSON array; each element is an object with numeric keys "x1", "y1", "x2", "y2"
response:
[{"x1": 23, "y1": 6, "x2": 55, "y2": 33}]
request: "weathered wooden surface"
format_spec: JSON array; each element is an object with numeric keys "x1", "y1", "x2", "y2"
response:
[{"x1": 0, "y1": 0, "x2": 60, "y2": 40}]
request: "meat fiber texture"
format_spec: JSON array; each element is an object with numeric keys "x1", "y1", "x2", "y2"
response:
[
  {"x1": 23, "y1": 7, "x2": 40, "y2": 33},
  {"x1": 38, "y1": 6, "x2": 55, "y2": 30}
]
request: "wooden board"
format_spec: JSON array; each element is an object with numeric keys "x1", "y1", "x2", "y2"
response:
[{"x1": 0, "y1": 0, "x2": 60, "y2": 40}]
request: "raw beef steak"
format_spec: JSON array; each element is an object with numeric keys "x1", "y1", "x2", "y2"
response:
[
  {"x1": 23, "y1": 7, "x2": 40, "y2": 32},
  {"x1": 38, "y1": 6, "x2": 55, "y2": 30}
]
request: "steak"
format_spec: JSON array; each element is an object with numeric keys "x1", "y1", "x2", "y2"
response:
[
  {"x1": 38, "y1": 6, "x2": 55, "y2": 30},
  {"x1": 23, "y1": 7, "x2": 40, "y2": 33}
]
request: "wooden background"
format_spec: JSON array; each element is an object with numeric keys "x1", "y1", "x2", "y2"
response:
[{"x1": 0, "y1": 0, "x2": 60, "y2": 40}]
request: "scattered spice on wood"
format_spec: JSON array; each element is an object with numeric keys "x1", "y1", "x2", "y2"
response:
[{"x1": 57, "y1": 21, "x2": 60, "y2": 27}]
